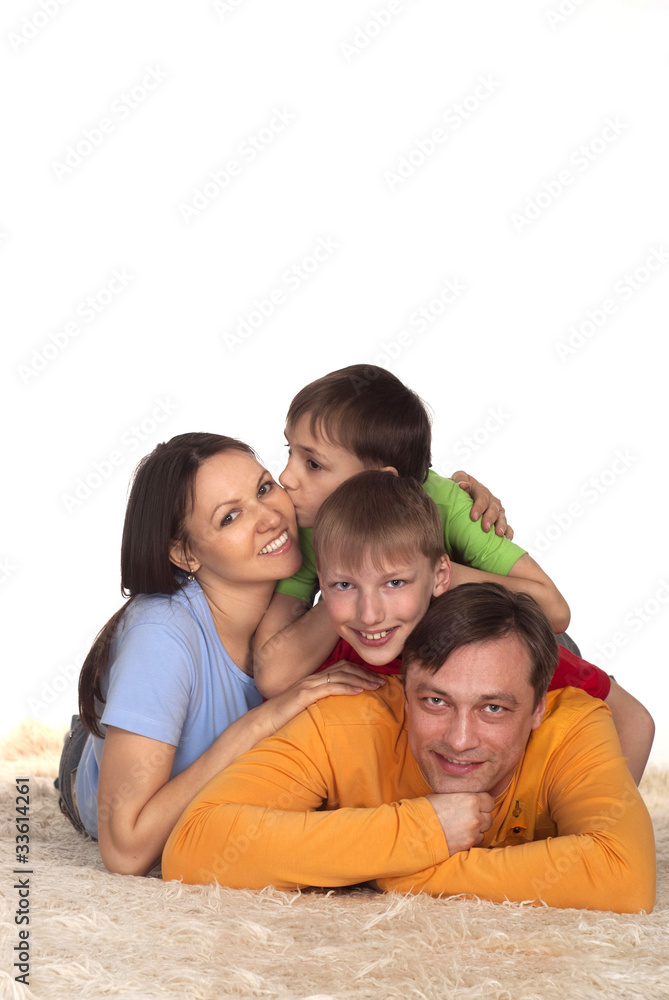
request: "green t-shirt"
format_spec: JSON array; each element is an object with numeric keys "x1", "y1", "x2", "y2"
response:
[{"x1": 275, "y1": 469, "x2": 527, "y2": 603}]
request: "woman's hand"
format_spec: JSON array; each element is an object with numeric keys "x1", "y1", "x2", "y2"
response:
[
  {"x1": 451, "y1": 469, "x2": 514, "y2": 539},
  {"x1": 262, "y1": 661, "x2": 386, "y2": 733}
]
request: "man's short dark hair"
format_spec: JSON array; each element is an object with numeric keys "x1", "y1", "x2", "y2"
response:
[
  {"x1": 285, "y1": 364, "x2": 432, "y2": 482},
  {"x1": 402, "y1": 583, "x2": 559, "y2": 709}
]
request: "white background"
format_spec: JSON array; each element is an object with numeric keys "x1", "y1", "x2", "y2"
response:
[{"x1": 2, "y1": 0, "x2": 668, "y2": 765}]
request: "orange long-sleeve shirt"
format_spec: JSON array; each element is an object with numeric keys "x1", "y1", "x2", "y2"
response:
[{"x1": 162, "y1": 681, "x2": 656, "y2": 913}]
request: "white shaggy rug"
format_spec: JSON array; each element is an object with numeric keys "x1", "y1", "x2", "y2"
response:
[{"x1": 1, "y1": 721, "x2": 667, "y2": 1000}]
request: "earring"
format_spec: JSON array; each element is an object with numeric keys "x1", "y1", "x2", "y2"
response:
[{"x1": 186, "y1": 571, "x2": 195, "y2": 582}]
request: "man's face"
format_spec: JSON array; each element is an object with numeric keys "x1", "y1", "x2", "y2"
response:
[
  {"x1": 405, "y1": 635, "x2": 546, "y2": 797},
  {"x1": 279, "y1": 415, "x2": 372, "y2": 528},
  {"x1": 320, "y1": 553, "x2": 450, "y2": 667}
]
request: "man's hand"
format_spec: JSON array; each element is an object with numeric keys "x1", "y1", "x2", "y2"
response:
[
  {"x1": 426, "y1": 792, "x2": 494, "y2": 855},
  {"x1": 451, "y1": 470, "x2": 514, "y2": 539}
]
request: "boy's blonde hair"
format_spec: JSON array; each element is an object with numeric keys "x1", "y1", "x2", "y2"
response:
[
  {"x1": 286, "y1": 365, "x2": 432, "y2": 482},
  {"x1": 313, "y1": 470, "x2": 445, "y2": 576}
]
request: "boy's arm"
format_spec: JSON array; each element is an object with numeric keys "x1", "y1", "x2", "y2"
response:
[
  {"x1": 604, "y1": 679, "x2": 655, "y2": 784},
  {"x1": 449, "y1": 553, "x2": 571, "y2": 633},
  {"x1": 253, "y1": 594, "x2": 341, "y2": 698}
]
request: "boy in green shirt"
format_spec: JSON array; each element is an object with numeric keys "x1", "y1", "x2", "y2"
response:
[{"x1": 254, "y1": 364, "x2": 570, "y2": 695}]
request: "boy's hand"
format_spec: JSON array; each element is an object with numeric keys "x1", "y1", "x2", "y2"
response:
[
  {"x1": 426, "y1": 792, "x2": 494, "y2": 855},
  {"x1": 451, "y1": 470, "x2": 514, "y2": 539}
]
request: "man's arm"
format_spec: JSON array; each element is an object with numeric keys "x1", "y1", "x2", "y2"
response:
[
  {"x1": 376, "y1": 700, "x2": 656, "y2": 913},
  {"x1": 162, "y1": 697, "x2": 449, "y2": 889}
]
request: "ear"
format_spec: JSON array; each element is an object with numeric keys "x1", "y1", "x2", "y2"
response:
[
  {"x1": 169, "y1": 541, "x2": 201, "y2": 575},
  {"x1": 530, "y1": 693, "x2": 547, "y2": 730},
  {"x1": 380, "y1": 465, "x2": 399, "y2": 477},
  {"x1": 431, "y1": 554, "x2": 451, "y2": 598}
]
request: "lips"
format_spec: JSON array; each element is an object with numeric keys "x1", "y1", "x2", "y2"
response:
[
  {"x1": 258, "y1": 529, "x2": 291, "y2": 555},
  {"x1": 433, "y1": 752, "x2": 485, "y2": 776},
  {"x1": 352, "y1": 626, "x2": 399, "y2": 647}
]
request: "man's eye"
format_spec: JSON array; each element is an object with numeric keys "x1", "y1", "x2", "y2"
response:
[
  {"x1": 426, "y1": 697, "x2": 445, "y2": 707},
  {"x1": 484, "y1": 704, "x2": 504, "y2": 715}
]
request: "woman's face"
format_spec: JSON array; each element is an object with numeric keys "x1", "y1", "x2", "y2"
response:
[{"x1": 178, "y1": 450, "x2": 302, "y2": 586}]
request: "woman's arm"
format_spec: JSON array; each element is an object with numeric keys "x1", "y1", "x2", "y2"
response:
[
  {"x1": 449, "y1": 552, "x2": 570, "y2": 633},
  {"x1": 97, "y1": 664, "x2": 384, "y2": 875}
]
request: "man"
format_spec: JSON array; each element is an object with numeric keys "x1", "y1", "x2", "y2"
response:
[{"x1": 162, "y1": 583, "x2": 656, "y2": 913}]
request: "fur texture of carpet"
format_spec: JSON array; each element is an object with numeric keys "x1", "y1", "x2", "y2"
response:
[{"x1": 1, "y1": 720, "x2": 667, "y2": 1000}]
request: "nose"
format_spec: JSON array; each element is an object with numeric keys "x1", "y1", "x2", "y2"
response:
[
  {"x1": 357, "y1": 590, "x2": 385, "y2": 627},
  {"x1": 442, "y1": 711, "x2": 478, "y2": 754},
  {"x1": 257, "y1": 501, "x2": 282, "y2": 534},
  {"x1": 279, "y1": 459, "x2": 297, "y2": 492}
]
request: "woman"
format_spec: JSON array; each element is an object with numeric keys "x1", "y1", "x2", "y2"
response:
[{"x1": 58, "y1": 433, "x2": 383, "y2": 875}]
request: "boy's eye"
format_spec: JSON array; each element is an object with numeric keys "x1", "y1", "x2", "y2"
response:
[
  {"x1": 332, "y1": 581, "x2": 353, "y2": 591},
  {"x1": 386, "y1": 579, "x2": 405, "y2": 588},
  {"x1": 306, "y1": 459, "x2": 322, "y2": 471}
]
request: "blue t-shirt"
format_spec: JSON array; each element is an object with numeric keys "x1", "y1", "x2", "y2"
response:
[{"x1": 75, "y1": 578, "x2": 262, "y2": 838}]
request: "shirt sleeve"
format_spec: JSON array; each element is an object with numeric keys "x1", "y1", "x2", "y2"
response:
[
  {"x1": 162, "y1": 706, "x2": 448, "y2": 890},
  {"x1": 101, "y1": 622, "x2": 193, "y2": 746},
  {"x1": 549, "y1": 645, "x2": 611, "y2": 699},
  {"x1": 376, "y1": 702, "x2": 656, "y2": 913},
  {"x1": 274, "y1": 528, "x2": 319, "y2": 602},
  {"x1": 424, "y1": 472, "x2": 527, "y2": 576}
]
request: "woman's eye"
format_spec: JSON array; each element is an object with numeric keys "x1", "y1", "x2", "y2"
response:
[
  {"x1": 221, "y1": 510, "x2": 240, "y2": 526},
  {"x1": 258, "y1": 481, "x2": 273, "y2": 497},
  {"x1": 333, "y1": 581, "x2": 353, "y2": 591}
]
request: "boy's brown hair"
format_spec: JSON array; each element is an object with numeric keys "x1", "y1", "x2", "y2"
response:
[
  {"x1": 286, "y1": 364, "x2": 432, "y2": 482},
  {"x1": 313, "y1": 470, "x2": 445, "y2": 576}
]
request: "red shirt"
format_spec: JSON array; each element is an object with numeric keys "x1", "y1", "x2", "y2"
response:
[{"x1": 319, "y1": 638, "x2": 611, "y2": 699}]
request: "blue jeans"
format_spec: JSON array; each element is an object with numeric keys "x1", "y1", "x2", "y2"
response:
[{"x1": 55, "y1": 715, "x2": 92, "y2": 837}]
